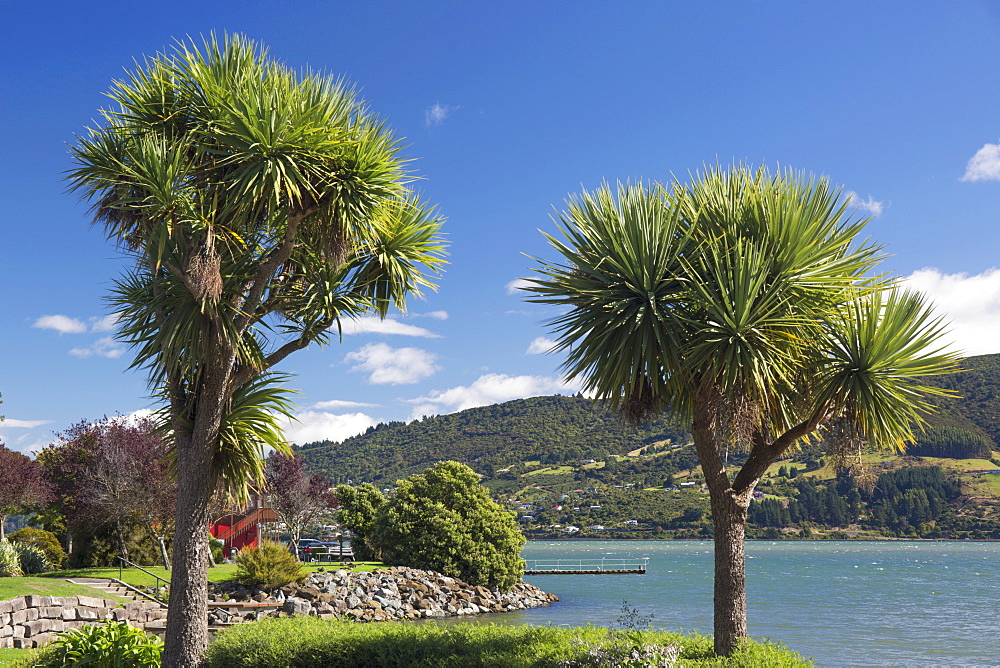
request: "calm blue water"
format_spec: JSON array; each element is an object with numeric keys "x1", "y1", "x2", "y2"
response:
[{"x1": 478, "y1": 540, "x2": 1000, "y2": 666}]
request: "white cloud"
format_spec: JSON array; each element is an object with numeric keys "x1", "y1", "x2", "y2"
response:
[
  {"x1": 339, "y1": 317, "x2": 441, "y2": 338},
  {"x1": 411, "y1": 311, "x2": 449, "y2": 320},
  {"x1": 33, "y1": 314, "x2": 87, "y2": 334},
  {"x1": 425, "y1": 102, "x2": 458, "y2": 127},
  {"x1": 312, "y1": 399, "x2": 379, "y2": 410},
  {"x1": 68, "y1": 336, "x2": 125, "y2": 359},
  {"x1": 346, "y1": 343, "x2": 440, "y2": 385},
  {"x1": 846, "y1": 191, "x2": 885, "y2": 217},
  {"x1": 506, "y1": 278, "x2": 531, "y2": 295},
  {"x1": 526, "y1": 336, "x2": 557, "y2": 355},
  {"x1": 903, "y1": 267, "x2": 1000, "y2": 356},
  {"x1": 407, "y1": 373, "x2": 582, "y2": 419},
  {"x1": 278, "y1": 410, "x2": 376, "y2": 445},
  {"x1": 961, "y1": 142, "x2": 1000, "y2": 182},
  {"x1": 90, "y1": 315, "x2": 119, "y2": 332},
  {"x1": 0, "y1": 418, "x2": 51, "y2": 429}
]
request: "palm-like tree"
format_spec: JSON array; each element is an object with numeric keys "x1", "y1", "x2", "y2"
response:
[
  {"x1": 527, "y1": 165, "x2": 958, "y2": 656},
  {"x1": 68, "y1": 35, "x2": 445, "y2": 665}
]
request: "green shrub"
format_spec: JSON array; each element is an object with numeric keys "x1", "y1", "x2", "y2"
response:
[
  {"x1": 371, "y1": 461, "x2": 526, "y2": 591},
  {"x1": 0, "y1": 539, "x2": 23, "y2": 577},
  {"x1": 235, "y1": 541, "x2": 304, "y2": 590},
  {"x1": 202, "y1": 617, "x2": 809, "y2": 667},
  {"x1": 9, "y1": 527, "x2": 67, "y2": 570},
  {"x1": 210, "y1": 536, "x2": 225, "y2": 563},
  {"x1": 29, "y1": 621, "x2": 163, "y2": 667},
  {"x1": 14, "y1": 542, "x2": 49, "y2": 574}
]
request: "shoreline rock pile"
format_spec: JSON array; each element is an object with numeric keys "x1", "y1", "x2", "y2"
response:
[{"x1": 209, "y1": 567, "x2": 558, "y2": 623}]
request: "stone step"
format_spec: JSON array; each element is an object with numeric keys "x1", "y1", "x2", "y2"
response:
[{"x1": 64, "y1": 578, "x2": 162, "y2": 606}]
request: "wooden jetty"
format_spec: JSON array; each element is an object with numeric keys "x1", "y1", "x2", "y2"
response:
[{"x1": 523, "y1": 557, "x2": 648, "y2": 575}]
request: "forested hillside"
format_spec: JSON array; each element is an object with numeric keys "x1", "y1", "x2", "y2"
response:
[
  {"x1": 296, "y1": 355, "x2": 1000, "y2": 540},
  {"x1": 296, "y1": 394, "x2": 689, "y2": 483},
  {"x1": 920, "y1": 354, "x2": 1000, "y2": 447}
]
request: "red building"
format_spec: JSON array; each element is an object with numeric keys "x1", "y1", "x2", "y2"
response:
[{"x1": 210, "y1": 502, "x2": 279, "y2": 557}]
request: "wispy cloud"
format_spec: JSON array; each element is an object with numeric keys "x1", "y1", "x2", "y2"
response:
[
  {"x1": 425, "y1": 102, "x2": 458, "y2": 127},
  {"x1": 0, "y1": 418, "x2": 52, "y2": 429},
  {"x1": 33, "y1": 315, "x2": 87, "y2": 334},
  {"x1": 69, "y1": 336, "x2": 125, "y2": 359},
  {"x1": 846, "y1": 191, "x2": 885, "y2": 217},
  {"x1": 903, "y1": 267, "x2": 1000, "y2": 356},
  {"x1": 278, "y1": 410, "x2": 377, "y2": 446},
  {"x1": 410, "y1": 311, "x2": 449, "y2": 320},
  {"x1": 406, "y1": 373, "x2": 582, "y2": 420},
  {"x1": 312, "y1": 399, "x2": 379, "y2": 410},
  {"x1": 339, "y1": 316, "x2": 441, "y2": 338},
  {"x1": 90, "y1": 315, "x2": 119, "y2": 332},
  {"x1": 346, "y1": 342, "x2": 441, "y2": 385},
  {"x1": 506, "y1": 278, "x2": 531, "y2": 295},
  {"x1": 961, "y1": 142, "x2": 1000, "y2": 182},
  {"x1": 526, "y1": 336, "x2": 557, "y2": 355}
]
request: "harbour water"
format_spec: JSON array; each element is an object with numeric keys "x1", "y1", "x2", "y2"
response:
[{"x1": 479, "y1": 540, "x2": 1000, "y2": 666}]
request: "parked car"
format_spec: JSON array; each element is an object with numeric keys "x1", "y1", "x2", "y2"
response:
[{"x1": 289, "y1": 538, "x2": 353, "y2": 562}]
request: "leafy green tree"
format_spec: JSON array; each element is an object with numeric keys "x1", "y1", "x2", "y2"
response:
[
  {"x1": 67, "y1": 35, "x2": 445, "y2": 665},
  {"x1": 335, "y1": 483, "x2": 386, "y2": 561},
  {"x1": 526, "y1": 165, "x2": 958, "y2": 655},
  {"x1": 372, "y1": 461, "x2": 526, "y2": 590}
]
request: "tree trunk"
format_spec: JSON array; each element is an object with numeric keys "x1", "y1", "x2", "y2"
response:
[
  {"x1": 691, "y1": 397, "x2": 755, "y2": 657},
  {"x1": 0, "y1": 514, "x2": 6, "y2": 540},
  {"x1": 162, "y1": 431, "x2": 216, "y2": 667},
  {"x1": 709, "y1": 487, "x2": 752, "y2": 656},
  {"x1": 148, "y1": 526, "x2": 170, "y2": 571},
  {"x1": 115, "y1": 521, "x2": 131, "y2": 565}
]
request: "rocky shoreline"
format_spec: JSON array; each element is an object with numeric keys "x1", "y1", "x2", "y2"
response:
[{"x1": 208, "y1": 567, "x2": 558, "y2": 624}]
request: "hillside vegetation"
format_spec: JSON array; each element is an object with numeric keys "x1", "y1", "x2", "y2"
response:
[
  {"x1": 296, "y1": 394, "x2": 689, "y2": 483},
  {"x1": 299, "y1": 354, "x2": 1000, "y2": 539}
]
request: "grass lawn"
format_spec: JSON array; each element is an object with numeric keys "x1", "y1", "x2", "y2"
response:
[
  {"x1": 0, "y1": 648, "x2": 31, "y2": 666},
  {"x1": 523, "y1": 465, "x2": 574, "y2": 476},
  {"x1": 40, "y1": 561, "x2": 385, "y2": 590},
  {"x1": 0, "y1": 577, "x2": 126, "y2": 603}
]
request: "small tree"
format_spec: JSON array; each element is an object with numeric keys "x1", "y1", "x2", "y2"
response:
[
  {"x1": 0, "y1": 443, "x2": 51, "y2": 540},
  {"x1": 264, "y1": 453, "x2": 335, "y2": 559},
  {"x1": 38, "y1": 417, "x2": 175, "y2": 568},
  {"x1": 371, "y1": 461, "x2": 526, "y2": 591},
  {"x1": 335, "y1": 483, "x2": 385, "y2": 561}
]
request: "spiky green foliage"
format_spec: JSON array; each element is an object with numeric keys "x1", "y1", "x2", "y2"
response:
[
  {"x1": 527, "y1": 164, "x2": 960, "y2": 654},
  {"x1": 528, "y1": 166, "x2": 958, "y2": 462},
  {"x1": 0, "y1": 538, "x2": 23, "y2": 577},
  {"x1": 13, "y1": 542, "x2": 49, "y2": 575},
  {"x1": 67, "y1": 33, "x2": 446, "y2": 504},
  {"x1": 234, "y1": 541, "x2": 305, "y2": 590}
]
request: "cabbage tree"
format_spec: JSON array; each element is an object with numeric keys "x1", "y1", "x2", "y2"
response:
[
  {"x1": 67, "y1": 35, "x2": 445, "y2": 665},
  {"x1": 526, "y1": 165, "x2": 958, "y2": 655}
]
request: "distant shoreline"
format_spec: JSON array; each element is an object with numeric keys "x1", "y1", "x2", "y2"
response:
[{"x1": 526, "y1": 536, "x2": 1000, "y2": 542}]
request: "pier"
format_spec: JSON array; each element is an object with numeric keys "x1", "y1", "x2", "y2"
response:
[{"x1": 523, "y1": 557, "x2": 648, "y2": 575}]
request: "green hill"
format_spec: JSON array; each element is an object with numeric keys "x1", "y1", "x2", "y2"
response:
[
  {"x1": 295, "y1": 394, "x2": 689, "y2": 484},
  {"x1": 297, "y1": 355, "x2": 1000, "y2": 539}
]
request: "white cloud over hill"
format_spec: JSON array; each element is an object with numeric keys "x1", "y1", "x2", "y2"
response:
[{"x1": 903, "y1": 267, "x2": 1000, "y2": 356}]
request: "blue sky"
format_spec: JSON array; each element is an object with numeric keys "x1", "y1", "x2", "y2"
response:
[{"x1": 3, "y1": 1, "x2": 1000, "y2": 455}]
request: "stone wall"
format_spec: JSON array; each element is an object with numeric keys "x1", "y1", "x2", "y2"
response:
[{"x1": 0, "y1": 595, "x2": 166, "y2": 649}]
